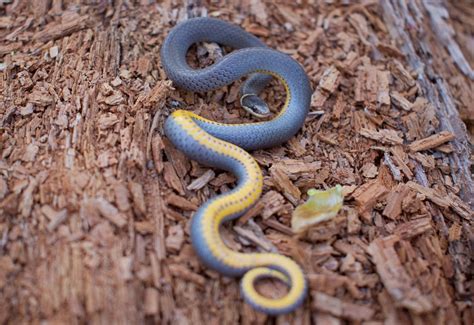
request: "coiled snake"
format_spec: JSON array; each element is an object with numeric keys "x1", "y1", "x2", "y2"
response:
[{"x1": 161, "y1": 17, "x2": 311, "y2": 314}]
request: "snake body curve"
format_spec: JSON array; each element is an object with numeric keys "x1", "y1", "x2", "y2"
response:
[{"x1": 161, "y1": 17, "x2": 311, "y2": 315}]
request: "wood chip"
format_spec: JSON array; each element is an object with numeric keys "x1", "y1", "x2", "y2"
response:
[
  {"x1": 383, "y1": 184, "x2": 411, "y2": 219},
  {"x1": 165, "y1": 193, "x2": 198, "y2": 211},
  {"x1": 168, "y1": 264, "x2": 206, "y2": 287},
  {"x1": 390, "y1": 146, "x2": 413, "y2": 179},
  {"x1": 390, "y1": 91, "x2": 413, "y2": 111},
  {"x1": 144, "y1": 287, "x2": 160, "y2": 315},
  {"x1": 319, "y1": 66, "x2": 341, "y2": 93},
  {"x1": 409, "y1": 131, "x2": 455, "y2": 152},
  {"x1": 0, "y1": 42, "x2": 22, "y2": 56},
  {"x1": 95, "y1": 197, "x2": 128, "y2": 228},
  {"x1": 238, "y1": 190, "x2": 287, "y2": 224},
  {"x1": 33, "y1": 16, "x2": 89, "y2": 43},
  {"x1": 389, "y1": 59, "x2": 415, "y2": 88},
  {"x1": 312, "y1": 292, "x2": 375, "y2": 321},
  {"x1": 129, "y1": 181, "x2": 147, "y2": 216},
  {"x1": 233, "y1": 225, "x2": 274, "y2": 252},
  {"x1": 261, "y1": 218, "x2": 293, "y2": 236},
  {"x1": 187, "y1": 170, "x2": 215, "y2": 191},
  {"x1": 352, "y1": 179, "x2": 389, "y2": 220},
  {"x1": 359, "y1": 128, "x2": 404, "y2": 145},
  {"x1": 407, "y1": 181, "x2": 472, "y2": 220},
  {"x1": 114, "y1": 183, "x2": 131, "y2": 212},
  {"x1": 393, "y1": 217, "x2": 432, "y2": 239},
  {"x1": 46, "y1": 208, "x2": 68, "y2": 232},
  {"x1": 269, "y1": 165, "x2": 301, "y2": 205},
  {"x1": 165, "y1": 224, "x2": 184, "y2": 252},
  {"x1": 368, "y1": 236, "x2": 434, "y2": 314}
]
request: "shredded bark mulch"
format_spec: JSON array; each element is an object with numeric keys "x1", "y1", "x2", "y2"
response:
[{"x1": 0, "y1": 1, "x2": 472, "y2": 324}]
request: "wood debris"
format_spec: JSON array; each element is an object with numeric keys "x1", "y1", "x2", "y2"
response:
[
  {"x1": 269, "y1": 165, "x2": 301, "y2": 205},
  {"x1": 409, "y1": 131, "x2": 456, "y2": 152},
  {"x1": 352, "y1": 179, "x2": 389, "y2": 220},
  {"x1": 311, "y1": 65, "x2": 341, "y2": 108},
  {"x1": 312, "y1": 292, "x2": 375, "y2": 321},
  {"x1": 33, "y1": 15, "x2": 89, "y2": 43},
  {"x1": 392, "y1": 217, "x2": 433, "y2": 239},
  {"x1": 383, "y1": 184, "x2": 411, "y2": 219},
  {"x1": 359, "y1": 128, "x2": 404, "y2": 145},
  {"x1": 390, "y1": 91, "x2": 413, "y2": 111},
  {"x1": 407, "y1": 181, "x2": 472, "y2": 220},
  {"x1": 0, "y1": 0, "x2": 472, "y2": 324},
  {"x1": 368, "y1": 236, "x2": 434, "y2": 314},
  {"x1": 187, "y1": 169, "x2": 215, "y2": 191}
]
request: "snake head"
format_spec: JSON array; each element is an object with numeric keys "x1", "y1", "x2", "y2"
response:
[{"x1": 240, "y1": 94, "x2": 271, "y2": 118}]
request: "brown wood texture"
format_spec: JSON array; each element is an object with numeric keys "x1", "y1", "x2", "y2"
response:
[{"x1": 0, "y1": 0, "x2": 472, "y2": 324}]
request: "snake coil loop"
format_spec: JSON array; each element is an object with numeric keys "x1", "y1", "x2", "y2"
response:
[{"x1": 161, "y1": 17, "x2": 311, "y2": 315}]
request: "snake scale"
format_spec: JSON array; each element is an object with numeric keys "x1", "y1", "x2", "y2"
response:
[{"x1": 161, "y1": 17, "x2": 312, "y2": 315}]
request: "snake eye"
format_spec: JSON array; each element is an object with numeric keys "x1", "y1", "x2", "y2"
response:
[{"x1": 240, "y1": 94, "x2": 271, "y2": 118}]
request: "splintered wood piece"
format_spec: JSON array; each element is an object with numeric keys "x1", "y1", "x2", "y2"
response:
[
  {"x1": 140, "y1": 80, "x2": 173, "y2": 108},
  {"x1": 46, "y1": 209, "x2": 68, "y2": 232},
  {"x1": 383, "y1": 184, "x2": 411, "y2": 219},
  {"x1": 360, "y1": 128, "x2": 404, "y2": 145},
  {"x1": 94, "y1": 197, "x2": 127, "y2": 228},
  {"x1": 168, "y1": 264, "x2": 206, "y2": 287},
  {"x1": 312, "y1": 292, "x2": 375, "y2": 321},
  {"x1": 238, "y1": 190, "x2": 287, "y2": 225},
  {"x1": 233, "y1": 225, "x2": 274, "y2": 252},
  {"x1": 308, "y1": 273, "x2": 362, "y2": 299},
  {"x1": 311, "y1": 66, "x2": 341, "y2": 108},
  {"x1": 245, "y1": 24, "x2": 270, "y2": 37},
  {"x1": 273, "y1": 159, "x2": 321, "y2": 176},
  {"x1": 134, "y1": 221, "x2": 154, "y2": 235},
  {"x1": 446, "y1": 193, "x2": 473, "y2": 221},
  {"x1": 319, "y1": 66, "x2": 341, "y2": 93},
  {"x1": 261, "y1": 218, "x2": 294, "y2": 236},
  {"x1": 187, "y1": 169, "x2": 215, "y2": 191},
  {"x1": 410, "y1": 152, "x2": 436, "y2": 169},
  {"x1": 390, "y1": 146, "x2": 413, "y2": 179},
  {"x1": 390, "y1": 91, "x2": 413, "y2": 111},
  {"x1": 33, "y1": 16, "x2": 89, "y2": 42},
  {"x1": 389, "y1": 60, "x2": 416, "y2": 88},
  {"x1": 377, "y1": 70, "x2": 391, "y2": 108},
  {"x1": 393, "y1": 217, "x2": 433, "y2": 239},
  {"x1": 408, "y1": 131, "x2": 456, "y2": 152},
  {"x1": 165, "y1": 224, "x2": 184, "y2": 252},
  {"x1": 114, "y1": 183, "x2": 131, "y2": 212},
  {"x1": 28, "y1": 88, "x2": 54, "y2": 106},
  {"x1": 0, "y1": 42, "x2": 22, "y2": 56},
  {"x1": 352, "y1": 179, "x2": 389, "y2": 220},
  {"x1": 165, "y1": 193, "x2": 198, "y2": 211},
  {"x1": 313, "y1": 312, "x2": 343, "y2": 325},
  {"x1": 128, "y1": 181, "x2": 147, "y2": 216},
  {"x1": 448, "y1": 223, "x2": 462, "y2": 241},
  {"x1": 368, "y1": 236, "x2": 434, "y2": 313},
  {"x1": 287, "y1": 137, "x2": 306, "y2": 157},
  {"x1": 209, "y1": 173, "x2": 236, "y2": 187},
  {"x1": 346, "y1": 207, "x2": 362, "y2": 234},
  {"x1": 261, "y1": 191, "x2": 287, "y2": 218},
  {"x1": 269, "y1": 165, "x2": 301, "y2": 205},
  {"x1": 407, "y1": 181, "x2": 472, "y2": 220},
  {"x1": 163, "y1": 138, "x2": 190, "y2": 178},
  {"x1": 383, "y1": 152, "x2": 402, "y2": 181},
  {"x1": 163, "y1": 162, "x2": 185, "y2": 195}
]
